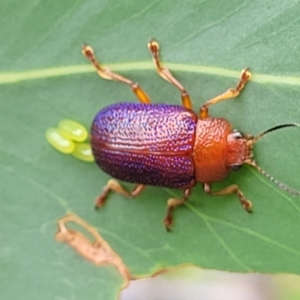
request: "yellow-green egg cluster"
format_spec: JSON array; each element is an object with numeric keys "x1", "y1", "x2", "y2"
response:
[{"x1": 45, "y1": 119, "x2": 94, "y2": 162}]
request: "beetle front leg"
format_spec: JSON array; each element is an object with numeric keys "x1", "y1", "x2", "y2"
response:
[
  {"x1": 203, "y1": 183, "x2": 252, "y2": 212},
  {"x1": 164, "y1": 188, "x2": 192, "y2": 231},
  {"x1": 82, "y1": 45, "x2": 151, "y2": 104},
  {"x1": 199, "y1": 68, "x2": 251, "y2": 119},
  {"x1": 148, "y1": 39, "x2": 193, "y2": 110},
  {"x1": 95, "y1": 179, "x2": 146, "y2": 208}
]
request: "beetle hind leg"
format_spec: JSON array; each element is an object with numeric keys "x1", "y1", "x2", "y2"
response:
[
  {"x1": 148, "y1": 39, "x2": 193, "y2": 110},
  {"x1": 82, "y1": 45, "x2": 151, "y2": 104},
  {"x1": 203, "y1": 183, "x2": 252, "y2": 212},
  {"x1": 164, "y1": 188, "x2": 192, "y2": 231},
  {"x1": 95, "y1": 179, "x2": 146, "y2": 208}
]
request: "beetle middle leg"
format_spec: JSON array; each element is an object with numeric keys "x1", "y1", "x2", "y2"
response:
[
  {"x1": 164, "y1": 188, "x2": 192, "y2": 231},
  {"x1": 95, "y1": 179, "x2": 146, "y2": 208},
  {"x1": 203, "y1": 183, "x2": 252, "y2": 212},
  {"x1": 82, "y1": 45, "x2": 151, "y2": 104},
  {"x1": 148, "y1": 39, "x2": 193, "y2": 110},
  {"x1": 199, "y1": 68, "x2": 251, "y2": 119}
]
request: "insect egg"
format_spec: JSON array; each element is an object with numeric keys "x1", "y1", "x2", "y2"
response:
[
  {"x1": 45, "y1": 128, "x2": 75, "y2": 154},
  {"x1": 72, "y1": 143, "x2": 94, "y2": 162},
  {"x1": 58, "y1": 119, "x2": 88, "y2": 142}
]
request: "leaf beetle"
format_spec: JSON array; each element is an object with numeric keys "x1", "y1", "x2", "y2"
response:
[{"x1": 82, "y1": 40, "x2": 299, "y2": 231}]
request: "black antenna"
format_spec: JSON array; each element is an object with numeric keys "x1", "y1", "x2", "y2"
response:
[{"x1": 251, "y1": 123, "x2": 299, "y2": 144}]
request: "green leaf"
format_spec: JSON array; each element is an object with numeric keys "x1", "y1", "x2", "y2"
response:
[{"x1": 2, "y1": 0, "x2": 300, "y2": 298}]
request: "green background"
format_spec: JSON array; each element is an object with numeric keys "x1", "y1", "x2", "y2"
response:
[{"x1": 1, "y1": 0, "x2": 300, "y2": 299}]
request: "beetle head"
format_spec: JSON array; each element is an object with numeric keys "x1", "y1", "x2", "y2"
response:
[
  {"x1": 226, "y1": 129, "x2": 250, "y2": 172},
  {"x1": 230, "y1": 123, "x2": 300, "y2": 196}
]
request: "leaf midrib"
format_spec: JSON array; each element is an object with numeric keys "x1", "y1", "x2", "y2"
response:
[{"x1": 1, "y1": 62, "x2": 300, "y2": 85}]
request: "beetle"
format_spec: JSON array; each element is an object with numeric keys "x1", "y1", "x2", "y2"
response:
[{"x1": 82, "y1": 40, "x2": 299, "y2": 230}]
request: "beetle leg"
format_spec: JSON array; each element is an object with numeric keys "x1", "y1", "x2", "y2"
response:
[
  {"x1": 82, "y1": 45, "x2": 151, "y2": 104},
  {"x1": 164, "y1": 188, "x2": 192, "y2": 231},
  {"x1": 148, "y1": 39, "x2": 192, "y2": 110},
  {"x1": 203, "y1": 183, "x2": 252, "y2": 212},
  {"x1": 199, "y1": 68, "x2": 251, "y2": 119},
  {"x1": 95, "y1": 179, "x2": 146, "y2": 208}
]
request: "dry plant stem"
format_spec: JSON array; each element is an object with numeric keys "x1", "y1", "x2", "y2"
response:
[{"x1": 55, "y1": 213, "x2": 133, "y2": 286}]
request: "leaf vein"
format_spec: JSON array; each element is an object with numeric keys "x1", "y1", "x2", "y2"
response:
[
  {"x1": 187, "y1": 204, "x2": 300, "y2": 257},
  {"x1": 199, "y1": 215, "x2": 251, "y2": 271},
  {"x1": 1, "y1": 62, "x2": 300, "y2": 86}
]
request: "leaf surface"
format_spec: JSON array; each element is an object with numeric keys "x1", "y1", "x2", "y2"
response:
[{"x1": 1, "y1": 0, "x2": 300, "y2": 299}]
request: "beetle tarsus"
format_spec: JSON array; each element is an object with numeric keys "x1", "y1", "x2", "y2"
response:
[
  {"x1": 241, "y1": 198, "x2": 252, "y2": 213},
  {"x1": 199, "y1": 68, "x2": 251, "y2": 119},
  {"x1": 94, "y1": 179, "x2": 146, "y2": 209},
  {"x1": 203, "y1": 183, "x2": 253, "y2": 213},
  {"x1": 95, "y1": 196, "x2": 107, "y2": 208},
  {"x1": 240, "y1": 68, "x2": 251, "y2": 84},
  {"x1": 163, "y1": 189, "x2": 191, "y2": 231},
  {"x1": 148, "y1": 39, "x2": 193, "y2": 109},
  {"x1": 164, "y1": 213, "x2": 173, "y2": 232},
  {"x1": 82, "y1": 44, "x2": 151, "y2": 104}
]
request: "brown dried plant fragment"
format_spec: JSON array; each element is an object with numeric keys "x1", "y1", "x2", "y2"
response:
[{"x1": 55, "y1": 213, "x2": 132, "y2": 286}]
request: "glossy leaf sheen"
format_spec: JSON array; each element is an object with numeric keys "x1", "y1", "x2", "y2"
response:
[{"x1": 1, "y1": 0, "x2": 300, "y2": 299}]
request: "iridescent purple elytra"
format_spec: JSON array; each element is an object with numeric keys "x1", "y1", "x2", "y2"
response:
[{"x1": 91, "y1": 103, "x2": 197, "y2": 188}]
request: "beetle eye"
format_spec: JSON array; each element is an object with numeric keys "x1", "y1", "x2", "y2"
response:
[
  {"x1": 232, "y1": 130, "x2": 244, "y2": 139},
  {"x1": 231, "y1": 164, "x2": 242, "y2": 171}
]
